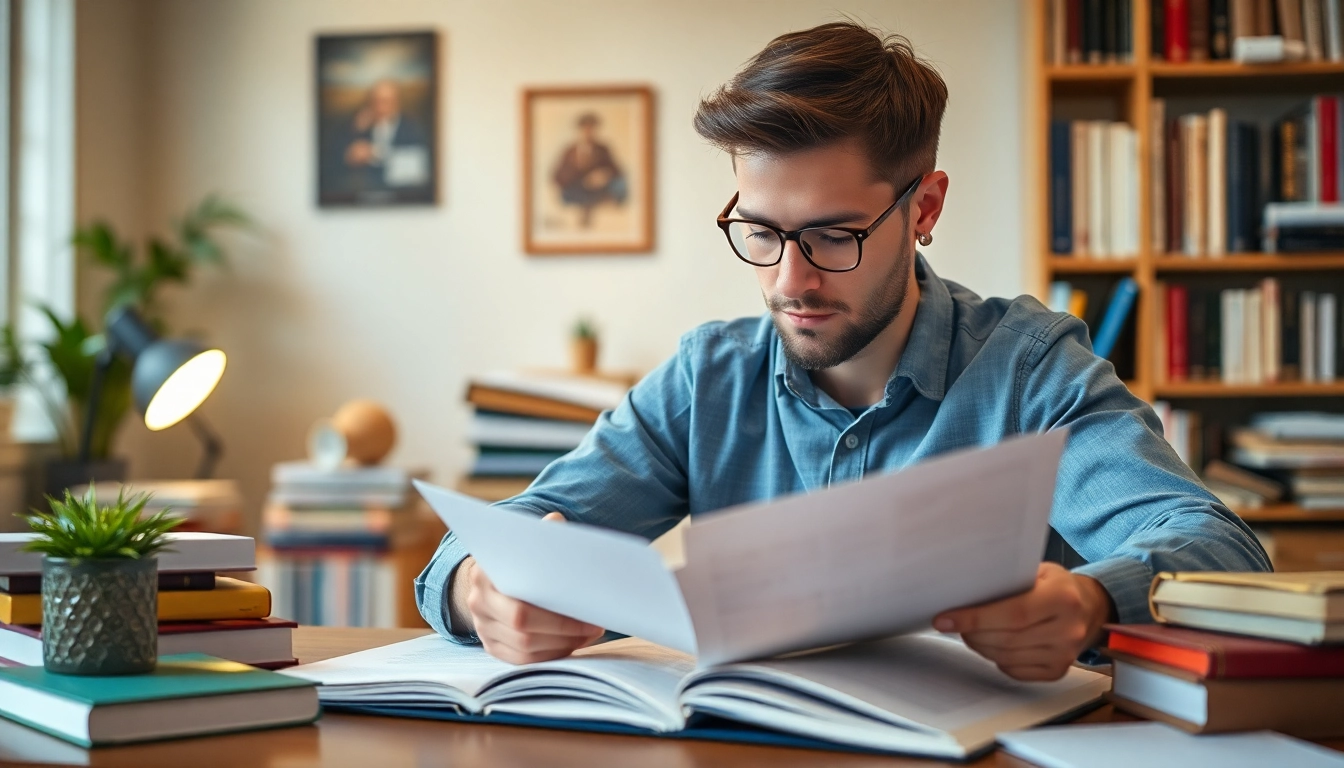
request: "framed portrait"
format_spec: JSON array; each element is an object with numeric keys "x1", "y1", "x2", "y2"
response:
[
  {"x1": 316, "y1": 31, "x2": 438, "y2": 207},
  {"x1": 523, "y1": 86, "x2": 655, "y2": 254}
]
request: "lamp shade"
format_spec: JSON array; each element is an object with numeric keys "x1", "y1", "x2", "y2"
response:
[{"x1": 104, "y1": 306, "x2": 227, "y2": 431}]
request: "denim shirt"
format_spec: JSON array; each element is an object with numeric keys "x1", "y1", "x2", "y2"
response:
[{"x1": 417, "y1": 255, "x2": 1271, "y2": 644}]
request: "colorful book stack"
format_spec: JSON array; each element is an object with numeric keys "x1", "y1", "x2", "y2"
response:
[
  {"x1": 459, "y1": 370, "x2": 629, "y2": 500},
  {"x1": 1044, "y1": 0, "x2": 1135, "y2": 65},
  {"x1": 1229, "y1": 412, "x2": 1344, "y2": 509},
  {"x1": 1147, "y1": 1, "x2": 1344, "y2": 64},
  {"x1": 1155, "y1": 279, "x2": 1339, "y2": 385},
  {"x1": 1105, "y1": 571, "x2": 1344, "y2": 737},
  {"x1": 258, "y1": 462, "x2": 429, "y2": 627},
  {"x1": 1048, "y1": 120, "x2": 1141, "y2": 258},
  {"x1": 0, "y1": 532, "x2": 297, "y2": 669},
  {"x1": 1143, "y1": 98, "x2": 1344, "y2": 258}
]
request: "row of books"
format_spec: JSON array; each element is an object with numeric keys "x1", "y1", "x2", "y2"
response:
[
  {"x1": 1047, "y1": 277, "x2": 1141, "y2": 362},
  {"x1": 1152, "y1": 0, "x2": 1344, "y2": 63},
  {"x1": 460, "y1": 371, "x2": 628, "y2": 494},
  {"x1": 1104, "y1": 571, "x2": 1344, "y2": 736},
  {"x1": 0, "y1": 531, "x2": 298, "y2": 670},
  {"x1": 1157, "y1": 280, "x2": 1341, "y2": 384},
  {"x1": 1048, "y1": 120, "x2": 1141, "y2": 257},
  {"x1": 1046, "y1": 0, "x2": 1135, "y2": 64},
  {"x1": 257, "y1": 552, "x2": 400, "y2": 628}
]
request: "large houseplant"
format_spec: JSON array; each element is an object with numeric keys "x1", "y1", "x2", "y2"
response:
[
  {"x1": 23, "y1": 488, "x2": 182, "y2": 675},
  {"x1": 0, "y1": 196, "x2": 250, "y2": 485}
]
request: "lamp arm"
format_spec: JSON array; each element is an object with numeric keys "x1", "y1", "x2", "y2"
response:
[
  {"x1": 189, "y1": 414, "x2": 223, "y2": 480},
  {"x1": 78, "y1": 348, "x2": 116, "y2": 463}
]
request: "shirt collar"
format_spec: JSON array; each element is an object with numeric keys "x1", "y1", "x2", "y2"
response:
[{"x1": 773, "y1": 252, "x2": 952, "y2": 407}]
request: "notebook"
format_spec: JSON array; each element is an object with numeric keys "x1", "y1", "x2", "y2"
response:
[{"x1": 282, "y1": 632, "x2": 1109, "y2": 760}]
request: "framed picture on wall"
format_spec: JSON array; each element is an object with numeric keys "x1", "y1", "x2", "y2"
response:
[
  {"x1": 316, "y1": 30, "x2": 438, "y2": 207},
  {"x1": 523, "y1": 86, "x2": 655, "y2": 254}
]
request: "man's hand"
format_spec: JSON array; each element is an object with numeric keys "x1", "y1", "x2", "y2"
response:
[
  {"x1": 451, "y1": 513, "x2": 605, "y2": 665},
  {"x1": 932, "y1": 563, "x2": 1114, "y2": 682}
]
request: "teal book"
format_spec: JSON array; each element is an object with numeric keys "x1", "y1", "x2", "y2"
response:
[{"x1": 0, "y1": 654, "x2": 319, "y2": 747}]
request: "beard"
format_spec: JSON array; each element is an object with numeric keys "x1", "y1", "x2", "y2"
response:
[{"x1": 767, "y1": 238, "x2": 913, "y2": 371}]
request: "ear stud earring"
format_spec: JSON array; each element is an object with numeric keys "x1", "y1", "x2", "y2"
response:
[{"x1": 917, "y1": 232, "x2": 933, "y2": 247}]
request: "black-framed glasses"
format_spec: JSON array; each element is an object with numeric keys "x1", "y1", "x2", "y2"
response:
[{"x1": 716, "y1": 174, "x2": 924, "y2": 273}]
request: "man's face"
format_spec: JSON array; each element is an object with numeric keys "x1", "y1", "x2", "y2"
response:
[
  {"x1": 734, "y1": 142, "x2": 915, "y2": 370},
  {"x1": 371, "y1": 82, "x2": 400, "y2": 121}
]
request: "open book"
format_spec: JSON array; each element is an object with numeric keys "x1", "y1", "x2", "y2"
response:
[{"x1": 283, "y1": 632, "x2": 1109, "y2": 759}]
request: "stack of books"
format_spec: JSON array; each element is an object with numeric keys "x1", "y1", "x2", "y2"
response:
[
  {"x1": 459, "y1": 370, "x2": 628, "y2": 500},
  {"x1": 258, "y1": 462, "x2": 429, "y2": 627},
  {"x1": 1229, "y1": 412, "x2": 1344, "y2": 508},
  {"x1": 0, "y1": 532, "x2": 297, "y2": 669},
  {"x1": 1155, "y1": 279, "x2": 1342, "y2": 385},
  {"x1": 78, "y1": 479, "x2": 244, "y2": 534},
  {"x1": 1105, "y1": 571, "x2": 1344, "y2": 737}
]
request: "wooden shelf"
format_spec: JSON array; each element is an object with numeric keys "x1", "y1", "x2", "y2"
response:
[
  {"x1": 1233, "y1": 503, "x2": 1344, "y2": 523},
  {"x1": 1153, "y1": 381, "x2": 1344, "y2": 398},
  {"x1": 1150, "y1": 61, "x2": 1344, "y2": 79},
  {"x1": 1155, "y1": 253, "x2": 1344, "y2": 272},
  {"x1": 1047, "y1": 257, "x2": 1139, "y2": 273},
  {"x1": 1045, "y1": 64, "x2": 1137, "y2": 82}
]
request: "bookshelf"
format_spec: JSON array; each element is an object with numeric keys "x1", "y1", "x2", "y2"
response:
[{"x1": 1028, "y1": 1, "x2": 1344, "y2": 566}]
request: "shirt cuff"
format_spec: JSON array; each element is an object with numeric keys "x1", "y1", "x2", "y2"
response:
[
  {"x1": 1071, "y1": 556, "x2": 1157, "y2": 626},
  {"x1": 413, "y1": 531, "x2": 481, "y2": 645}
]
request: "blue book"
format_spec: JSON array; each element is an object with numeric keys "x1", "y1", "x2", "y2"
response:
[
  {"x1": 1050, "y1": 120, "x2": 1073, "y2": 254},
  {"x1": 1048, "y1": 281, "x2": 1074, "y2": 314},
  {"x1": 1091, "y1": 277, "x2": 1139, "y2": 360},
  {"x1": 0, "y1": 654, "x2": 318, "y2": 746}
]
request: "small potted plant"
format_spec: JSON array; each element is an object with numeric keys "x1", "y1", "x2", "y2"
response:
[
  {"x1": 22, "y1": 488, "x2": 182, "y2": 675},
  {"x1": 572, "y1": 317, "x2": 599, "y2": 374}
]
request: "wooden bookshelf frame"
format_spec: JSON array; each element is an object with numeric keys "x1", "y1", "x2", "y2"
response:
[{"x1": 1028, "y1": 0, "x2": 1344, "y2": 404}]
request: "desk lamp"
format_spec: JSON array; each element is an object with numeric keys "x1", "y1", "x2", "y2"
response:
[{"x1": 79, "y1": 306, "x2": 228, "y2": 478}]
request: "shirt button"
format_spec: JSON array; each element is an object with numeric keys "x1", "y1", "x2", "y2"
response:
[{"x1": 844, "y1": 434, "x2": 859, "y2": 450}]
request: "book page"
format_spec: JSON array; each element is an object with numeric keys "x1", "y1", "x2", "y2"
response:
[
  {"x1": 677, "y1": 431, "x2": 1066, "y2": 665},
  {"x1": 414, "y1": 481, "x2": 698, "y2": 654}
]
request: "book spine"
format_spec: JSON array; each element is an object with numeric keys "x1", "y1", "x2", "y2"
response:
[
  {"x1": 1152, "y1": 99, "x2": 1168, "y2": 253},
  {"x1": 1167, "y1": 0, "x2": 1191, "y2": 61},
  {"x1": 1262, "y1": 277, "x2": 1281, "y2": 382},
  {"x1": 1120, "y1": 0, "x2": 1134, "y2": 60},
  {"x1": 1190, "y1": 288, "x2": 1209, "y2": 378},
  {"x1": 1069, "y1": 0, "x2": 1086, "y2": 62},
  {"x1": 1221, "y1": 289, "x2": 1240, "y2": 383},
  {"x1": 1320, "y1": 96, "x2": 1339, "y2": 203},
  {"x1": 1282, "y1": 288, "x2": 1301, "y2": 379},
  {"x1": 1278, "y1": 0, "x2": 1306, "y2": 42},
  {"x1": 1207, "y1": 109, "x2": 1228, "y2": 256},
  {"x1": 1104, "y1": 0, "x2": 1120, "y2": 60},
  {"x1": 1051, "y1": 121, "x2": 1074, "y2": 253},
  {"x1": 1169, "y1": 284, "x2": 1190, "y2": 380},
  {"x1": 1226, "y1": 119, "x2": 1247, "y2": 251},
  {"x1": 1053, "y1": 0, "x2": 1069, "y2": 63},
  {"x1": 1211, "y1": 0, "x2": 1232, "y2": 56},
  {"x1": 1153, "y1": 0, "x2": 1167, "y2": 58},
  {"x1": 1321, "y1": 292, "x2": 1337, "y2": 381},
  {"x1": 1090, "y1": 122, "x2": 1110, "y2": 256},
  {"x1": 1094, "y1": 278, "x2": 1140, "y2": 359},
  {"x1": 1304, "y1": 290, "x2": 1318, "y2": 381},
  {"x1": 1281, "y1": 117, "x2": 1299, "y2": 201},
  {"x1": 1086, "y1": 0, "x2": 1105, "y2": 61},
  {"x1": 1167, "y1": 117, "x2": 1184, "y2": 252},
  {"x1": 1154, "y1": 279, "x2": 1169, "y2": 382},
  {"x1": 1254, "y1": 0, "x2": 1275, "y2": 35},
  {"x1": 1231, "y1": 0, "x2": 1256, "y2": 40},
  {"x1": 1328, "y1": 0, "x2": 1343, "y2": 60},
  {"x1": 1207, "y1": 287, "x2": 1223, "y2": 378},
  {"x1": 1184, "y1": 114, "x2": 1209, "y2": 255},
  {"x1": 1246, "y1": 288, "x2": 1263, "y2": 384},
  {"x1": 1189, "y1": 0, "x2": 1212, "y2": 59},
  {"x1": 1305, "y1": 0, "x2": 1326, "y2": 60},
  {"x1": 1073, "y1": 121, "x2": 1091, "y2": 255}
]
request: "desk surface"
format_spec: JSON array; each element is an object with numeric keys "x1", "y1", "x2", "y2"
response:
[{"x1": 2, "y1": 627, "x2": 1342, "y2": 768}]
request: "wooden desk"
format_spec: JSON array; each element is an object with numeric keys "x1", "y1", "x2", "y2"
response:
[{"x1": 2, "y1": 627, "x2": 1342, "y2": 768}]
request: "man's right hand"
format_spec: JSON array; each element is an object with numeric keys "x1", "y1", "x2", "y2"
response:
[{"x1": 451, "y1": 514, "x2": 605, "y2": 664}]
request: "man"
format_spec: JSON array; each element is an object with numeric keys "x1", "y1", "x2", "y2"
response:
[
  {"x1": 417, "y1": 22, "x2": 1270, "y2": 681},
  {"x1": 552, "y1": 112, "x2": 629, "y2": 228},
  {"x1": 342, "y1": 79, "x2": 430, "y2": 191}
]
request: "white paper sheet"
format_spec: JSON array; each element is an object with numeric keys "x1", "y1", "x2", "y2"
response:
[
  {"x1": 998, "y1": 722, "x2": 1344, "y2": 768},
  {"x1": 677, "y1": 430, "x2": 1067, "y2": 665},
  {"x1": 413, "y1": 481, "x2": 698, "y2": 654}
]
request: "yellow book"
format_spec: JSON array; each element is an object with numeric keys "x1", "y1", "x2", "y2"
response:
[
  {"x1": 1067, "y1": 289, "x2": 1088, "y2": 320},
  {"x1": 0, "y1": 576, "x2": 270, "y2": 626}
]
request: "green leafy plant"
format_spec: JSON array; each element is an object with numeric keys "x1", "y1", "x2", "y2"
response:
[
  {"x1": 21, "y1": 487, "x2": 182, "y2": 561},
  {"x1": 573, "y1": 316, "x2": 597, "y2": 341},
  {"x1": 3, "y1": 195, "x2": 252, "y2": 458}
]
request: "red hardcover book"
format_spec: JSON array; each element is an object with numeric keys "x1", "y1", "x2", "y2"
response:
[
  {"x1": 1320, "y1": 96, "x2": 1339, "y2": 203},
  {"x1": 1168, "y1": 284, "x2": 1189, "y2": 381},
  {"x1": 1166, "y1": 0, "x2": 1190, "y2": 62},
  {"x1": 1106, "y1": 624, "x2": 1344, "y2": 679},
  {"x1": 1067, "y1": 0, "x2": 1083, "y2": 62}
]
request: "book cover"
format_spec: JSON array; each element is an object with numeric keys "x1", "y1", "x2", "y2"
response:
[
  {"x1": 1051, "y1": 121, "x2": 1073, "y2": 254},
  {"x1": 1168, "y1": 284, "x2": 1189, "y2": 380},
  {"x1": 1166, "y1": 0, "x2": 1190, "y2": 61},
  {"x1": 1092, "y1": 278, "x2": 1139, "y2": 359},
  {"x1": 1210, "y1": 0, "x2": 1232, "y2": 57},
  {"x1": 1106, "y1": 623, "x2": 1344, "y2": 678},
  {"x1": 1320, "y1": 292, "x2": 1338, "y2": 380},
  {"x1": 1207, "y1": 109, "x2": 1228, "y2": 256},
  {"x1": 0, "y1": 532, "x2": 254, "y2": 577},
  {"x1": 0, "y1": 571, "x2": 215, "y2": 596},
  {"x1": 0, "y1": 576, "x2": 270, "y2": 626}
]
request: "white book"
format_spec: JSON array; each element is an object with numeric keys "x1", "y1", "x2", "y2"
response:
[
  {"x1": 1222, "y1": 290, "x2": 1243, "y2": 383},
  {"x1": 1108, "y1": 123, "x2": 1139, "y2": 257},
  {"x1": 1207, "y1": 109, "x2": 1228, "y2": 257},
  {"x1": 1309, "y1": 100, "x2": 1321, "y2": 202},
  {"x1": 1246, "y1": 289, "x2": 1263, "y2": 384},
  {"x1": 1321, "y1": 293, "x2": 1338, "y2": 381},
  {"x1": 1182, "y1": 114, "x2": 1208, "y2": 256},
  {"x1": 1233, "y1": 35, "x2": 1308, "y2": 62},
  {"x1": 0, "y1": 619, "x2": 295, "y2": 668},
  {"x1": 1262, "y1": 278, "x2": 1282, "y2": 382},
  {"x1": 1072, "y1": 121, "x2": 1090, "y2": 255},
  {"x1": 1088, "y1": 122, "x2": 1109, "y2": 257},
  {"x1": 283, "y1": 633, "x2": 1109, "y2": 760},
  {"x1": 1304, "y1": 291, "x2": 1319, "y2": 382},
  {"x1": 0, "y1": 532, "x2": 255, "y2": 576},
  {"x1": 271, "y1": 462, "x2": 409, "y2": 488},
  {"x1": 468, "y1": 412, "x2": 594, "y2": 451},
  {"x1": 1001, "y1": 723, "x2": 1344, "y2": 768},
  {"x1": 1151, "y1": 100, "x2": 1167, "y2": 254},
  {"x1": 1124, "y1": 123, "x2": 1141, "y2": 256}
]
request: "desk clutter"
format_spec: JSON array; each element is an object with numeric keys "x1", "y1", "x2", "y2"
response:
[{"x1": 0, "y1": 531, "x2": 298, "y2": 670}]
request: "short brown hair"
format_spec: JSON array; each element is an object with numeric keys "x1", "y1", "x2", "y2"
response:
[{"x1": 694, "y1": 22, "x2": 948, "y2": 185}]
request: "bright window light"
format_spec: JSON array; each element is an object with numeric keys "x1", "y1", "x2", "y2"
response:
[{"x1": 144, "y1": 349, "x2": 226, "y2": 431}]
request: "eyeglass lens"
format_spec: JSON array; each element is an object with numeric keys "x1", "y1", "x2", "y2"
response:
[{"x1": 726, "y1": 222, "x2": 860, "y2": 271}]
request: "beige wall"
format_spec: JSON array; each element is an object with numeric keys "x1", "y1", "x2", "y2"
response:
[{"x1": 75, "y1": 0, "x2": 1026, "y2": 530}]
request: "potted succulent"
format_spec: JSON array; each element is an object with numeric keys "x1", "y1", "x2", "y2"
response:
[
  {"x1": 571, "y1": 317, "x2": 599, "y2": 374},
  {"x1": 22, "y1": 488, "x2": 182, "y2": 675}
]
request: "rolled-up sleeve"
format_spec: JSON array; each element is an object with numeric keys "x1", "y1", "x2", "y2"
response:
[
  {"x1": 1016, "y1": 313, "x2": 1272, "y2": 625},
  {"x1": 416, "y1": 346, "x2": 695, "y2": 642}
]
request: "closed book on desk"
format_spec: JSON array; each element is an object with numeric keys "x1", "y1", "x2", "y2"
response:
[
  {"x1": 0, "y1": 654, "x2": 318, "y2": 746},
  {"x1": 0, "y1": 571, "x2": 215, "y2": 595},
  {"x1": 284, "y1": 633, "x2": 1109, "y2": 760},
  {"x1": 1150, "y1": 571, "x2": 1344, "y2": 644},
  {"x1": 0, "y1": 618, "x2": 296, "y2": 669},
  {"x1": 1109, "y1": 654, "x2": 1344, "y2": 737},
  {"x1": 0, "y1": 576, "x2": 270, "y2": 626},
  {"x1": 1105, "y1": 624, "x2": 1344, "y2": 678},
  {"x1": 0, "y1": 532, "x2": 255, "y2": 576}
]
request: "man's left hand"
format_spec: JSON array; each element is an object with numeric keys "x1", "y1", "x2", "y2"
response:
[{"x1": 932, "y1": 563, "x2": 1114, "y2": 682}]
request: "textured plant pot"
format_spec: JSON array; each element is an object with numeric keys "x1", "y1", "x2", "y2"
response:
[
  {"x1": 571, "y1": 338, "x2": 599, "y2": 373},
  {"x1": 42, "y1": 556, "x2": 157, "y2": 675}
]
